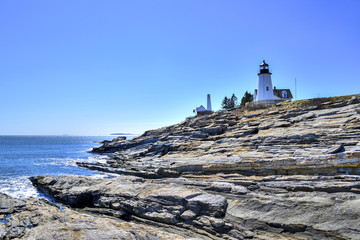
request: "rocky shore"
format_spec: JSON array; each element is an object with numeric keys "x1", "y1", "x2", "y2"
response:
[
  {"x1": 0, "y1": 193, "x2": 200, "y2": 239},
  {"x1": 2, "y1": 94, "x2": 360, "y2": 239}
]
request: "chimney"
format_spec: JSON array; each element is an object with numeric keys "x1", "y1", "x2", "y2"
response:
[{"x1": 207, "y1": 94, "x2": 212, "y2": 111}]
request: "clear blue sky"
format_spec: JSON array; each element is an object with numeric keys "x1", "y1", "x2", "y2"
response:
[{"x1": 1, "y1": 0, "x2": 359, "y2": 135}]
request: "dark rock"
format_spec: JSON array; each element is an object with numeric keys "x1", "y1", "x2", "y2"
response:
[
  {"x1": 348, "y1": 96, "x2": 359, "y2": 105},
  {"x1": 201, "y1": 126, "x2": 226, "y2": 136},
  {"x1": 0, "y1": 198, "x2": 12, "y2": 214},
  {"x1": 231, "y1": 186, "x2": 250, "y2": 195},
  {"x1": 273, "y1": 121, "x2": 291, "y2": 128},
  {"x1": 186, "y1": 194, "x2": 227, "y2": 217},
  {"x1": 280, "y1": 110, "x2": 305, "y2": 119},
  {"x1": 324, "y1": 144, "x2": 345, "y2": 154},
  {"x1": 7, "y1": 224, "x2": 26, "y2": 238},
  {"x1": 180, "y1": 210, "x2": 197, "y2": 220},
  {"x1": 0, "y1": 225, "x2": 5, "y2": 239},
  {"x1": 114, "y1": 136, "x2": 127, "y2": 141},
  {"x1": 205, "y1": 182, "x2": 233, "y2": 192},
  {"x1": 209, "y1": 217, "x2": 225, "y2": 228}
]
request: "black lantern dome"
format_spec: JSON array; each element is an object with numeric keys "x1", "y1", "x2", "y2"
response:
[{"x1": 259, "y1": 60, "x2": 271, "y2": 74}]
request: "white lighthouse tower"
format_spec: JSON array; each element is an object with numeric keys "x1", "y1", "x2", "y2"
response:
[{"x1": 255, "y1": 60, "x2": 274, "y2": 102}]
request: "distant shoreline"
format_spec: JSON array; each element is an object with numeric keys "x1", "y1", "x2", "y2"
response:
[{"x1": 110, "y1": 133, "x2": 136, "y2": 136}]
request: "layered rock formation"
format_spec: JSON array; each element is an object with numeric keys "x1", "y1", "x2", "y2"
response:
[
  {"x1": 11, "y1": 94, "x2": 360, "y2": 239},
  {"x1": 88, "y1": 95, "x2": 360, "y2": 178},
  {"x1": 30, "y1": 175, "x2": 231, "y2": 238},
  {"x1": 30, "y1": 174, "x2": 360, "y2": 239},
  {"x1": 0, "y1": 193, "x2": 198, "y2": 239}
]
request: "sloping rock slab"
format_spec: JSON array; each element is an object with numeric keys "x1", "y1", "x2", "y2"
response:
[
  {"x1": 30, "y1": 175, "x2": 230, "y2": 236},
  {"x1": 0, "y1": 194, "x2": 201, "y2": 240}
]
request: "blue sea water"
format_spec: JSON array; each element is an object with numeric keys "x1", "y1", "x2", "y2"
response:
[{"x1": 0, "y1": 135, "x2": 114, "y2": 198}]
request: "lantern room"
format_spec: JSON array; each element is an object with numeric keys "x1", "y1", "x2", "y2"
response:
[{"x1": 259, "y1": 60, "x2": 271, "y2": 74}]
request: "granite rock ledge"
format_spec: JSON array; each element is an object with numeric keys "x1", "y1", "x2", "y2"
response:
[
  {"x1": 0, "y1": 193, "x2": 204, "y2": 239},
  {"x1": 26, "y1": 94, "x2": 360, "y2": 240},
  {"x1": 88, "y1": 95, "x2": 360, "y2": 178}
]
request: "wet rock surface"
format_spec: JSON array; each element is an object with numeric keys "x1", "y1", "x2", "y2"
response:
[{"x1": 17, "y1": 94, "x2": 360, "y2": 239}]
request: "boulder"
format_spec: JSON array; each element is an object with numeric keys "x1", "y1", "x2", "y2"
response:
[
  {"x1": 205, "y1": 182, "x2": 234, "y2": 192},
  {"x1": 180, "y1": 210, "x2": 197, "y2": 220},
  {"x1": 0, "y1": 198, "x2": 12, "y2": 214},
  {"x1": 324, "y1": 144, "x2": 345, "y2": 154},
  {"x1": 186, "y1": 194, "x2": 228, "y2": 217}
]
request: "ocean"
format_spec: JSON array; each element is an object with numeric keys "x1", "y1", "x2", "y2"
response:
[{"x1": 0, "y1": 135, "x2": 114, "y2": 199}]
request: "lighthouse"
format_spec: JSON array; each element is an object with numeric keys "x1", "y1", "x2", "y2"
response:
[
  {"x1": 253, "y1": 60, "x2": 294, "y2": 105},
  {"x1": 255, "y1": 60, "x2": 274, "y2": 101}
]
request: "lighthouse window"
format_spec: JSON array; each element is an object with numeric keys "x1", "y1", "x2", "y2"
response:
[{"x1": 266, "y1": 86, "x2": 269, "y2": 91}]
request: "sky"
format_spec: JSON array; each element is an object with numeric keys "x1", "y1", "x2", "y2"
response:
[{"x1": 1, "y1": 0, "x2": 359, "y2": 135}]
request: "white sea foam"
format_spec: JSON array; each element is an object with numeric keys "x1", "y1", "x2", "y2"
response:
[
  {"x1": 0, "y1": 136, "x2": 115, "y2": 199},
  {"x1": 82, "y1": 147, "x2": 96, "y2": 152},
  {"x1": 33, "y1": 157, "x2": 78, "y2": 167},
  {"x1": 0, "y1": 176, "x2": 41, "y2": 199},
  {"x1": 0, "y1": 174, "x2": 113, "y2": 199},
  {"x1": 0, "y1": 155, "x2": 111, "y2": 199},
  {"x1": 85, "y1": 155, "x2": 109, "y2": 164},
  {"x1": 33, "y1": 155, "x2": 108, "y2": 168}
]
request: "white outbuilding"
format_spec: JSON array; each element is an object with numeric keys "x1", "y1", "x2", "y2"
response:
[{"x1": 194, "y1": 94, "x2": 213, "y2": 115}]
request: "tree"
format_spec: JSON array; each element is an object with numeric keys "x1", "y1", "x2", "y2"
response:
[
  {"x1": 229, "y1": 94, "x2": 238, "y2": 108},
  {"x1": 221, "y1": 96, "x2": 231, "y2": 109},
  {"x1": 241, "y1": 91, "x2": 254, "y2": 106},
  {"x1": 221, "y1": 94, "x2": 238, "y2": 109}
]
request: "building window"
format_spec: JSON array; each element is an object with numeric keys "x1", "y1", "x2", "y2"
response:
[
  {"x1": 266, "y1": 86, "x2": 269, "y2": 91},
  {"x1": 282, "y1": 91, "x2": 287, "y2": 98}
]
